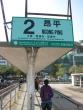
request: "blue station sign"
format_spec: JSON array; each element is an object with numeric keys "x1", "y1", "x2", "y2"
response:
[{"x1": 11, "y1": 17, "x2": 74, "y2": 47}]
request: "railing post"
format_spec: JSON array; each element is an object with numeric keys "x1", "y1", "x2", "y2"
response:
[
  {"x1": 15, "y1": 88, "x2": 16, "y2": 102},
  {"x1": 77, "y1": 105, "x2": 79, "y2": 110},
  {"x1": 0, "y1": 97, "x2": 3, "y2": 110},
  {"x1": 10, "y1": 91, "x2": 11, "y2": 110}
]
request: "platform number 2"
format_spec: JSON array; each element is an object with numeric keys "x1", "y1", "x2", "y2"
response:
[{"x1": 23, "y1": 19, "x2": 35, "y2": 34}]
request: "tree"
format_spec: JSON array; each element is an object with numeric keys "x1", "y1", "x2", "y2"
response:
[
  {"x1": 50, "y1": 64, "x2": 59, "y2": 78},
  {"x1": 0, "y1": 65, "x2": 25, "y2": 79},
  {"x1": 56, "y1": 64, "x2": 65, "y2": 77},
  {"x1": 69, "y1": 65, "x2": 83, "y2": 74},
  {"x1": 49, "y1": 64, "x2": 65, "y2": 78}
]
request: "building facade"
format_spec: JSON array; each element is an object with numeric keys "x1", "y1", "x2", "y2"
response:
[{"x1": 56, "y1": 42, "x2": 83, "y2": 67}]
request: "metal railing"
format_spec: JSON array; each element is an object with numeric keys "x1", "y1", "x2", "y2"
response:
[{"x1": 0, "y1": 83, "x2": 19, "y2": 110}]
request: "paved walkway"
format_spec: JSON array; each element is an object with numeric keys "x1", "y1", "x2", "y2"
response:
[
  {"x1": 10, "y1": 84, "x2": 26, "y2": 110},
  {"x1": 10, "y1": 83, "x2": 55, "y2": 110},
  {"x1": 10, "y1": 84, "x2": 41, "y2": 110}
]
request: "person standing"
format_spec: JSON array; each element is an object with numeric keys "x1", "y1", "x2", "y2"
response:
[
  {"x1": 40, "y1": 79, "x2": 53, "y2": 110},
  {"x1": 35, "y1": 77, "x2": 40, "y2": 91}
]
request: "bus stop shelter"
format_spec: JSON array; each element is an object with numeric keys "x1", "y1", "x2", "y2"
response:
[{"x1": 71, "y1": 73, "x2": 83, "y2": 87}]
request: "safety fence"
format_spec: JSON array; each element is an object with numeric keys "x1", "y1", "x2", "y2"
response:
[{"x1": 0, "y1": 83, "x2": 19, "y2": 110}]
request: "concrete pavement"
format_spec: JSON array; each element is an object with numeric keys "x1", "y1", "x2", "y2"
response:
[
  {"x1": 10, "y1": 83, "x2": 55, "y2": 110},
  {"x1": 51, "y1": 83, "x2": 83, "y2": 110},
  {"x1": 10, "y1": 84, "x2": 41, "y2": 110}
]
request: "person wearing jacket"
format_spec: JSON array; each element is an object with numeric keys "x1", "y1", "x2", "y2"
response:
[{"x1": 40, "y1": 79, "x2": 53, "y2": 110}]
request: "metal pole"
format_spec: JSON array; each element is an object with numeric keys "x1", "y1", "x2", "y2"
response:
[
  {"x1": 28, "y1": 12, "x2": 71, "y2": 18},
  {"x1": 25, "y1": 0, "x2": 28, "y2": 17},
  {"x1": 10, "y1": 91, "x2": 11, "y2": 110},
  {"x1": 0, "y1": 97, "x2": 3, "y2": 110},
  {"x1": 69, "y1": 0, "x2": 72, "y2": 20},
  {"x1": 67, "y1": 0, "x2": 70, "y2": 19},
  {"x1": 67, "y1": 0, "x2": 72, "y2": 20},
  {"x1": 80, "y1": 76, "x2": 82, "y2": 87},
  {"x1": 0, "y1": 0, "x2": 9, "y2": 42},
  {"x1": 73, "y1": 55, "x2": 75, "y2": 66},
  {"x1": 73, "y1": 54, "x2": 77, "y2": 74},
  {"x1": 15, "y1": 88, "x2": 17, "y2": 102}
]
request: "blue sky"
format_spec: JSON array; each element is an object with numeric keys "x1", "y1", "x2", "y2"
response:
[
  {"x1": 0, "y1": 0, "x2": 83, "y2": 42},
  {"x1": 71, "y1": 0, "x2": 83, "y2": 41}
]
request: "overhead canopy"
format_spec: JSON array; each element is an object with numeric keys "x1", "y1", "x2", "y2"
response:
[
  {"x1": 0, "y1": 42, "x2": 73, "y2": 73},
  {"x1": 35, "y1": 47, "x2": 72, "y2": 73}
]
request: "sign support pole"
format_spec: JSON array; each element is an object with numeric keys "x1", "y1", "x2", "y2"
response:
[
  {"x1": 0, "y1": 0, "x2": 9, "y2": 42},
  {"x1": 26, "y1": 48, "x2": 37, "y2": 110}
]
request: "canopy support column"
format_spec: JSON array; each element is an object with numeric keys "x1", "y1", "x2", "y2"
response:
[{"x1": 26, "y1": 48, "x2": 37, "y2": 110}]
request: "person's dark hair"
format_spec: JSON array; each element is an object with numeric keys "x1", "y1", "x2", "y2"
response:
[{"x1": 44, "y1": 79, "x2": 49, "y2": 85}]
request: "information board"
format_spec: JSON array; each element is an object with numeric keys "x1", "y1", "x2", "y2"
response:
[{"x1": 11, "y1": 17, "x2": 74, "y2": 47}]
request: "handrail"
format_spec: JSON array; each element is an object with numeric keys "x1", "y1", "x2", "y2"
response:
[
  {"x1": 0, "y1": 83, "x2": 19, "y2": 110},
  {"x1": 0, "y1": 83, "x2": 18, "y2": 97},
  {"x1": 0, "y1": 83, "x2": 18, "y2": 95}
]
